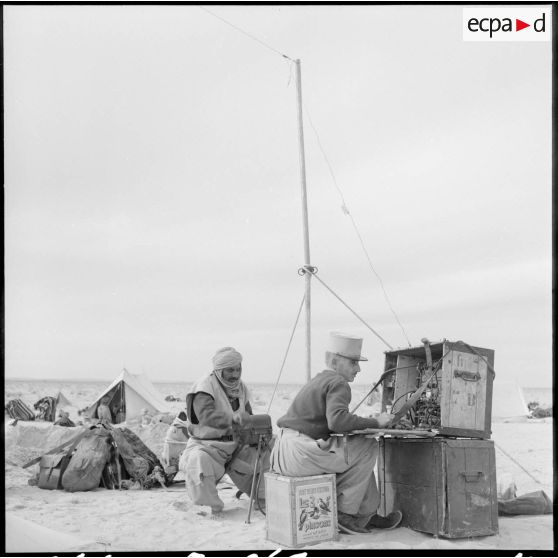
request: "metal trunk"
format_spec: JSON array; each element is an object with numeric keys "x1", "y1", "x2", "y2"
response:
[{"x1": 378, "y1": 437, "x2": 498, "y2": 538}]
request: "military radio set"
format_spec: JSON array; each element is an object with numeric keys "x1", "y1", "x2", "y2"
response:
[
  {"x1": 366, "y1": 338, "x2": 499, "y2": 538},
  {"x1": 379, "y1": 338, "x2": 495, "y2": 438}
]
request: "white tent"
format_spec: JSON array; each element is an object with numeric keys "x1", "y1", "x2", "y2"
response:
[
  {"x1": 55, "y1": 391, "x2": 84, "y2": 422},
  {"x1": 491, "y1": 381, "x2": 529, "y2": 418},
  {"x1": 85, "y1": 368, "x2": 173, "y2": 423},
  {"x1": 55, "y1": 391, "x2": 73, "y2": 409}
]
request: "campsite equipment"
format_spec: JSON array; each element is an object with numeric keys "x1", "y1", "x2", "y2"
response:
[
  {"x1": 5, "y1": 399, "x2": 36, "y2": 421},
  {"x1": 498, "y1": 490, "x2": 553, "y2": 516},
  {"x1": 377, "y1": 436, "x2": 498, "y2": 538},
  {"x1": 37, "y1": 432, "x2": 87, "y2": 490},
  {"x1": 380, "y1": 340, "x2": 495, "y2": 438},
  {"x1": 26, "y1": 422, "x2": 167, "y2": 492},
  {"x1": 34, "y1": 396, "x2": 58, "y2": 422},
  {"x1": 222, "y1": 414, "x2": 274, "y2": 522},
  {"x1": 264, "y1": 472, "x2": 338, "y2": 548},
  {"x1": 62, "y1": 427, "x2": 113, "y2": 492},
  {"x1": 38, "y1": 453, "x2": 72, "y2": 490},
  {"x1": 241, "y1": 415, "x2": 274, "y2": 523},
  {"x1": 110, "y1": 427, "x2": 162, "y2": 482},
  {"x1": 55, "y1": 391, "x2": 73, "y2": 411},
  {"x1": 23, "y1": 427, "x2": 89, "y2": 469},
  {"x1": 84, "y1": 368, "x2": 173, "y2": 424},
  {"x1": 239, "y1": 413, "x2": 273, "y2": 447},
  {"x1": 227, "y1": 444, "x2": 266, "y2": 497}
]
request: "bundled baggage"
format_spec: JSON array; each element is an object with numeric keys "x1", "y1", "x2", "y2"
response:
[
  {"x1": 37, "y1": 428, "x2": 87, "y2": 490},
  {"x1": 24, "y1": 423, "x2": 168, "y2": 492},
  {"x1": 5, "y1": 399, "x2": 36, "y2": 421},
  {"x1": 34, "y1": 396, "x2": 58, "y2": 422},
  {"x1": 111, "y1": 427, "x2": 161, "y2": 481},
  {"x1": 62, "y1": 428, "x2": 113, "y2": 492},
  {"x1": 498, "y1": 490, "x2": 553, "y2": 516},
  {"x1": 38, "y1": 452, "x2": 73, "y2": 490}
]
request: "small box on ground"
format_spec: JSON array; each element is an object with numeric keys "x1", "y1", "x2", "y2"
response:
[
  {"x1": 378, "y1": 436, "x2": 498, "y2": 538},
  {"x1": 264, "y1": 472, "x2": 338, "y2": 548}
]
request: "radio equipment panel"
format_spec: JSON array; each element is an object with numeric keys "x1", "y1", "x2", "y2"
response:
[{"x1": 381, "y1": 340, "x2": 495, "y2": 439}]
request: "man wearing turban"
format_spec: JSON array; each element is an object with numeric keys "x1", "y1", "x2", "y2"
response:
[{"x1": 179, "y1": 347, "x2": 254, "y2": 517}]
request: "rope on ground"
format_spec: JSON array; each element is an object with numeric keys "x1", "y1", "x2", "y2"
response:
[
  {"x1": 495, "y1": 442, "x2": 542, "y2": 485},
  {"x1": 266, "y1": 294, "x2": 306, "y2": 414},
  {"x1": 300, "y1": 265, "x2": 394, "y2": 350}
]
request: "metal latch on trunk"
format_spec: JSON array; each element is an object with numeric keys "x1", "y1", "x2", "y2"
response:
[
  {"x1": 460, "y1": 471, "x2": 484, "y2": 482},
  {"x1": 454, "y1": 370, "x2": 481, "y2": 382}
]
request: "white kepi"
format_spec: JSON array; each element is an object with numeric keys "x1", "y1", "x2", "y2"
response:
[{"x1": 329, "y1": 331, "x2": 368, "y2": 361}]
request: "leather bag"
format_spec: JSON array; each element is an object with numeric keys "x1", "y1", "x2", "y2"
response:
[{"x1": 38, "y1": 452, "x2": 72, "y2": 490}]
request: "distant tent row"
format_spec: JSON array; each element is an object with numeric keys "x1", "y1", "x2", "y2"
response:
[
  {"x1": 6, "y1": 391, "x2": 75, "y2": 422},
  {"x1": 84, "y1": 368, "x2": 172, "y2": 423}
]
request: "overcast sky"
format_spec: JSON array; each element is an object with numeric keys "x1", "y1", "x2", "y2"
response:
[{"x1": 4, "y1": 5, "x2": 552, "y2": 387}]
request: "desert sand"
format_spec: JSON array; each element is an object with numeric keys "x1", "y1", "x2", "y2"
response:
[{"x1": 4, "y1": 382, "x2": 554, "y2": 554}]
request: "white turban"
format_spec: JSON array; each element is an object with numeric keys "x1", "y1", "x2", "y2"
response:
[
  {"x1": 212, "y1": 347, "x2": 242, "y2": 371},
  {"x1": 212, "y1": 347, "x2": 243, "y2": 400}
]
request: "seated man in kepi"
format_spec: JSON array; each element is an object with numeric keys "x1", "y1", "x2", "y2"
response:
[
  {"x1": 179, "y1": 346, "x2": 258, "y2": 518},
  {"x1": 270, "y1": 331, "x2": 403, "y2": 534}
]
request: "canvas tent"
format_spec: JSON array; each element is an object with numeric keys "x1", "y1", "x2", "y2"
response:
[
  {"x1": 56, "y1": 391, "x2": 75, "y2": 412},
  {"x1": 55, "y1": 391, "x2": 72, "y2": 409},
  {"x1": 85, "y1": 369, "x2": 173, "y2": 423},
  {"x1": 491, "y1": 381, "x2": 529, "y2": 418},
  {"x1": 54, "y1": 391, "x2": 79, "y2": 421}
]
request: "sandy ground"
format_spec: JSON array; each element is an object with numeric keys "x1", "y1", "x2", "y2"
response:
[{"x1": 4, "y1": 383, "x2": 554, "y2": 554}]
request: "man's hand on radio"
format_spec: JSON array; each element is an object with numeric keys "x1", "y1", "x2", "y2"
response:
[{"x1": 375, "y1": 413, "x2": 396, "y2": 428}]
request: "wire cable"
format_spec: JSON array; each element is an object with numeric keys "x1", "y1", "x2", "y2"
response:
[
  {"x1": 199, "y1": 5, "x2": 411, "y2": 349},
  {"x1": 303, "y1": 107, "x2": 413, "y2": 348},
  {"x1": 495, "y1": 442, "x2": 542, "y2": 485},
  {"x1": 266, "y1": 294, "x2": 306, "y2": 414},
  {"x1": 199, "y1": 6, "x2": 294, "y2": 62},
  {"x1": 302, "y1": 266, "x2": 393, "y2": 350}
]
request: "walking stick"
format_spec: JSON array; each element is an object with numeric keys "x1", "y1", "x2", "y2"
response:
[{"x1": 245, "y1": 435, "x2": 264, "y2": 524}]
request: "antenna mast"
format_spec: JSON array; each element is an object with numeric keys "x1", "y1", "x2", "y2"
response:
[{"x1": 295, "y1": 59, "x2": 311, "y2": 383}]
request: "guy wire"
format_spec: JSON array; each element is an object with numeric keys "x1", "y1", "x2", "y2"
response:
[
  {"x1": 303, "y1": 106, "x2": 412, "y2": 348},
  {"x1": 267, "y1": 294, "x2": 306, "y2": 414},
  {"x1": 199, "y1": 7, "x2": 294, "y2": 62},
  {"x1": 494, "y1": 443, "x2": 542, "y2": 486}
]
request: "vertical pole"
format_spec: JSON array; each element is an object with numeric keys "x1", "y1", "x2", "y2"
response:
[{"x1": 295, "y1": 59, "x2": 311, "y2": 383}]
